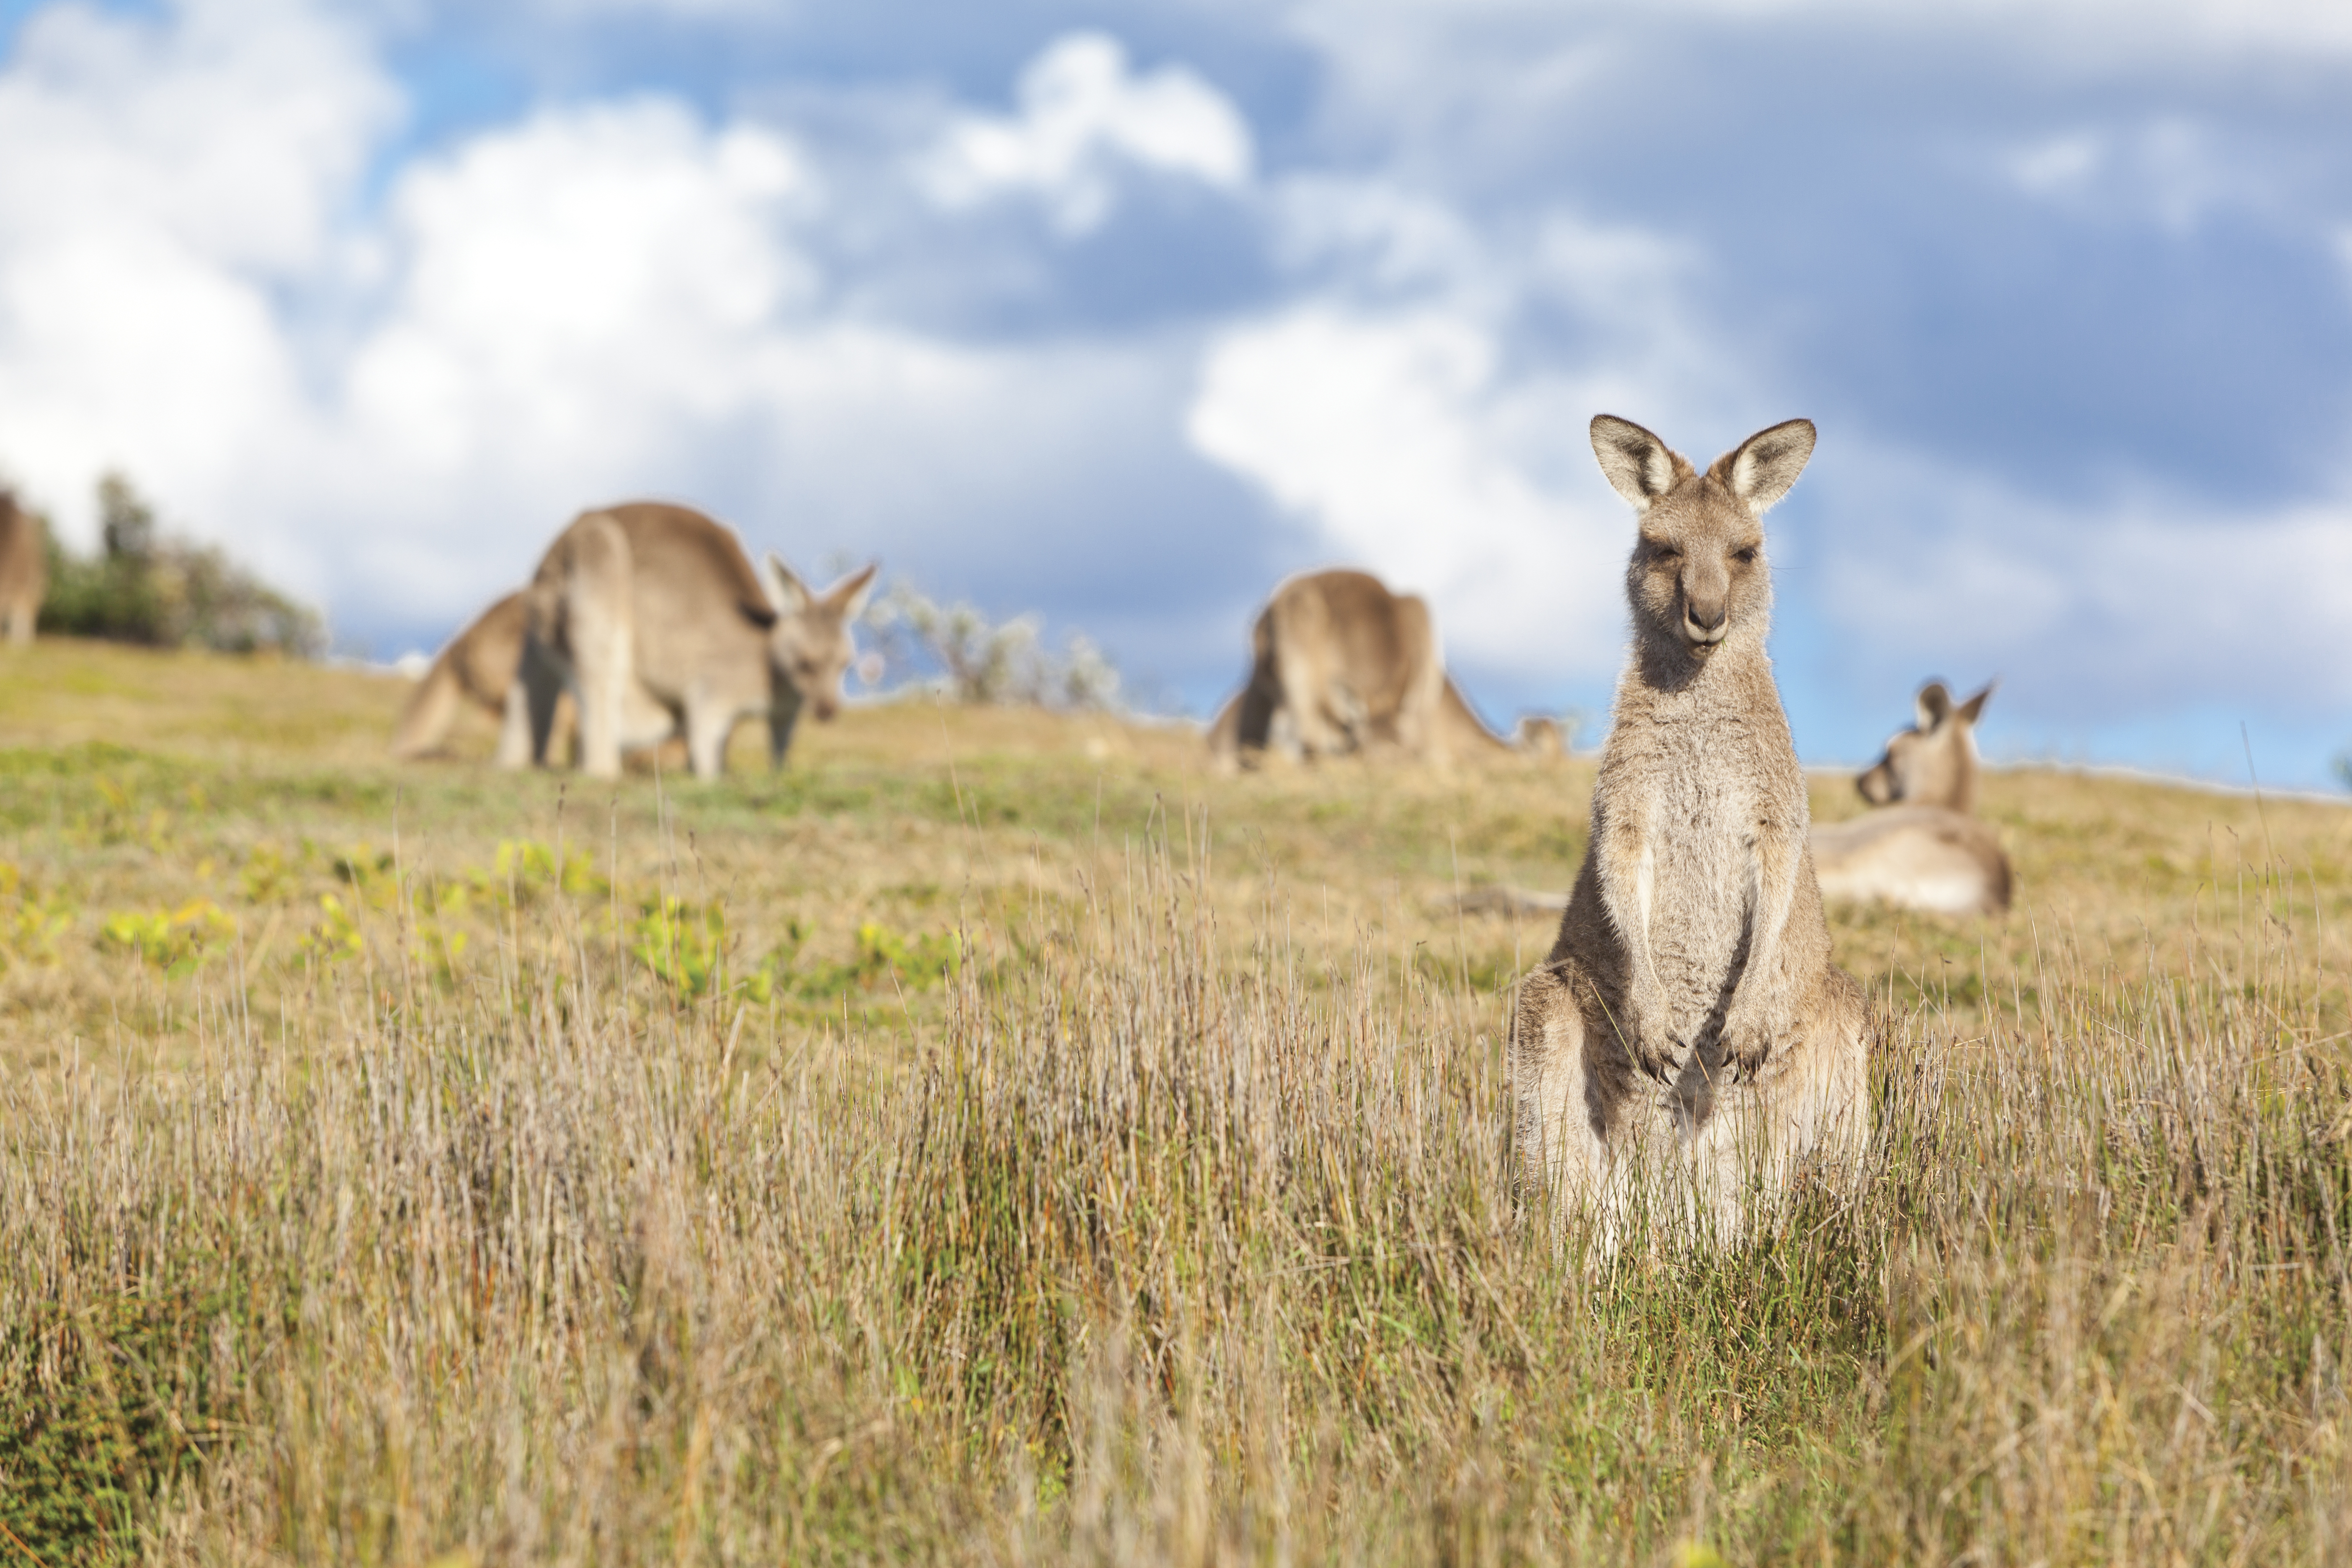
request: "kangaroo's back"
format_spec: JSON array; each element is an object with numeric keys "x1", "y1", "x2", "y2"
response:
[
  {"x1": 1211, "y1": 567, "x2": 1498, "y2": 764},
  {"x1": 1813, "y1": 804, "x2": 2011, "y2": 916},
  {"x1": 598, "y1": 504, "x2": 775, "y2": 632}
]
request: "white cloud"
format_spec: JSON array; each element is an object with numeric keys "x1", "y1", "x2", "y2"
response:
[
  {"x1": 307, "y1": 98, "x2": 1210, "y2": 627},
  {"x1": 0, "y1": 0, "x2": 395, "y2": 580},
  {"x1": 1187, "y1": 180, "x2": 1769, "y2": 686},
  {"x1": 347, "y1": 100, "x2": 816, "y2": 475},
  {"x1": 0, "y1": 4, "x2": 1236, "y2": 644},
  {"x1": 1809, "y1": 441, "x2": 2352, "y2": 717},
  {"x1": 922, "y1": 32, "x2": 1254, "y2": 234},
  {"x1": 2007, "y1": 132, "x2": 2107, "y2": 199},
  {"x1": 1999, "y1": 119, "x2": 2253, "y2": 231},
  {"x1": 1291, "y1": 0, "x2": 2352, "y2": 58},
  {"x1": 0, "y1": 0, "x2": 395, "y2": 272},
  {"x1": 1189, "y1": 306, "x2": 1634, "y2": 681}
]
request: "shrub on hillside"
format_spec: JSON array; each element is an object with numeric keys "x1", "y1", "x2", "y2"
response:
[
  {"x1": 38, "y1": 473, "x2": 326, "y2": 657},
  {"x1": 863, "y1": 580, "x2": 1120, "y2": 710}
]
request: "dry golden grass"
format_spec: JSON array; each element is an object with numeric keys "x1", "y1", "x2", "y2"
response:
[{"x1": 2, "y1": 637, "x2": 2349, "y2": 1565}]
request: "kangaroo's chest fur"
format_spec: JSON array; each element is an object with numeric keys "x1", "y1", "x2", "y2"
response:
[
  {"x1": 1562, "y1": 654, "x2": 1808, "y2": 1064},
  {"x1": 1622, "y1": 715, "x2": 1761, "y2": 1044}
]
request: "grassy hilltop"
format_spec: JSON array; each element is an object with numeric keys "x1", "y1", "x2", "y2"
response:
[{"x1": 2, "y1": 639, "x2": 2349, "y2": 1564}]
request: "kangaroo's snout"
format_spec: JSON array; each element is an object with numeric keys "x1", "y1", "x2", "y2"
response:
[
  {"x1": 1680, "y1": 555, "x2": 1731, "y2": 648},
  {"x1": 1856, "y1": 763, "x2": 1896, "y2": 805},
  {"x1": 811, "y1": 694, "x2": 840, "y2": 722},
  {"x1": 1682, "y1": 596, "x2": 1729, "y2": 646}
]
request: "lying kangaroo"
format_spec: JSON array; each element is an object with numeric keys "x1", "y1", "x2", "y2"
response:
[
  {"x1": 1810, "y1": 680, "x2": 2011, "y2": 916},
  {"x1": 1810, "y1": 805, "x2": 2010, "y2": 916},
  {"x1": 517, "y1": 503, "x2": 876, "y2": 779},
  {"x1": 1207, "y1": 568, "x2": 1506, "y2": 768},
  {"x1": 1857, "y1": 680, "x2": 1991, "y2": 810},
  {"x1": 0, "y1": 491, "x2": 45, "y2": 647},
  {"x1": 1514, "y1": 415, "x2": 1870, "y2": 1250}
]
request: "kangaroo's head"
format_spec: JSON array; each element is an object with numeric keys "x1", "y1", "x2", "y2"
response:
[
  {"x1": 756, "y1": 556, "x2": 879, "y2": 721},
  {"x1": 1857, "y1": 680, "x2": 1993, "y2": 811},
  {"x1": 1591, "y1": 415, "x2": 1816, "y2": 669}
]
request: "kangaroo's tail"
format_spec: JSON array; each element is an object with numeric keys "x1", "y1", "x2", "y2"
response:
[
  {"x1": 1438, "y1": 675, "x2": 1509, "y2": 751},
  {"x1": 390, "y1": 650, "x2": 466, "y2": 758}
]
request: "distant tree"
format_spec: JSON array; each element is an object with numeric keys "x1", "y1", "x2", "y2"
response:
[{"x1": 39, "y1": 472, "x2": 326, "y2": 656}]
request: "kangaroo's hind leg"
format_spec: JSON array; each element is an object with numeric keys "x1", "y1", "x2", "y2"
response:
[
  {"x1": 684, "y1": 694, "x2": 735, "y2": 780},
  {"x1": 1678, "y1": 974, "x2": 1874, "y2": 1245},
  {"x1": 1514, "y1": 959, "x2": 1628, "y2": 1256},
  {"x1": 552, "y1": 515, "x2": 634, "y2": 780}
]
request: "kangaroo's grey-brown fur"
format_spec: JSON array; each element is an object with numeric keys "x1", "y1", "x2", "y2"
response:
[
  {"x1": 1513, "y1": 714, "x2": 1568, "y2": 758},
  {"x1": 390, "y1": 590, "x2": 592, "y2": 767},
  {"x1": 1514, "y1": 415, "x2": 1870, "y2": 1250},
  {"x1": 1857, "y1": 680, "x2": 1991, "y2": 810},
  {"x1": 517, "y1": 503, "x2": 875, "y2": 780},
  {"x1": 0, "y1": 491, "x2": 46, "y2": 647},
  {"x1": 1810, "y1": 804, "x2": 2011, "y2": 916},
  {"x1": 1207, "y1": 568, "x2": 1505, "y2": 768},
  {"x1": 1811, "y1": 680, "x2": 2011, "y2": 916},
  {"x1": 395, "y1": 591, "x2": 533, "y2": 761}
]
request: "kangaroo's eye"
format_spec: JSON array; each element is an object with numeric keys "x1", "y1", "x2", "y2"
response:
[
  {"x1": 1733, "y1": 546, "x2": 1759, "y2": 565},
  {"x1": 1650, "y1": 543, "x2": 1681, "y2": 564}
]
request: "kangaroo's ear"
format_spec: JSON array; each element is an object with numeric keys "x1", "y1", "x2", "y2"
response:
[
  {"x1": 761, "y1": 551, "x2": 813, "y2": 614},
  {"x1": 1590, "y1": 415, "x2": 1684, "y2": 511},
  {"x1": 1955, "y1": 681, "x2": 1995, "y2": 726},
  {"x1": 826, "y1": 562, "x2": 879, "y2": 619},
  {"x1": 1915, "y1": 681, "x2": 1953, "y2": 731},
  {"x1": 1722, "y1": 418, "x2": 1816, "y2": 512}
]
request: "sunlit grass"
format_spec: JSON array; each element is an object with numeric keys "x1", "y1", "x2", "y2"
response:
[{"x1": 0, "y1": 640, "x2": 2349, "y2": 1562}]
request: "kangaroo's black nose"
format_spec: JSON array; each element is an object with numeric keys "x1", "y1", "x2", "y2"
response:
[{"x1": 1685, "y1": 603, "x2": 1725, "y2": 632}]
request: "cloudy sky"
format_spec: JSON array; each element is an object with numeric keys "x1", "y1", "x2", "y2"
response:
[{"x1": 3, "y1": 0, "x2": 2351, "y2": 784}]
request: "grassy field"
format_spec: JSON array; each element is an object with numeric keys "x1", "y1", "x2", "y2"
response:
[{"x1": 2, "y1": 637, "x2": 2349, "y2": 1565}]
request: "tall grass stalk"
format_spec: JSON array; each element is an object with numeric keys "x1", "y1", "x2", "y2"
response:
[{"x1": 3, "y1": 822, "x2": 2348, "y2": 1564}]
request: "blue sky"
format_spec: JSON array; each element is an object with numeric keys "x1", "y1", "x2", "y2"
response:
[{"x1": 3, "y1": 0, "x2": 2351, "y2": 784}]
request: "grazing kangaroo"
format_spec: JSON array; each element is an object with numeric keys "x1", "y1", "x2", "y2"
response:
[
  {"x1": 1207, "y1": 568, "x2": 1506, "y2": 768},
  {"x1": 517, "y1": 503, "x2": 876, "y2": 780},
  {"x1": 0, "y1": 491, "x2": 45, "y2": 647},
  {"x1": 394, "y1": 591, "x2": 536, "y2": 761},
  {"x1": 1810, "y1": 680, "x2": 2011, "y2": 916},
  {"x1": 1514, "y1": 415, "x2": 1870, "y2": 1251}
]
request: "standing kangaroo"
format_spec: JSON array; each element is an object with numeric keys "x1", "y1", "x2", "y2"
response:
[
  {"x1": 1207, "y1": 568, "x2": 1506, "y2": 769},
  {"x1": 1810, "y1": 680, "x2": 2011, "y2": 916},
  {"x1": 0, "y1": 491, "x2": 46, "y2": 647},
  {"x1": 518, "y1": 503, "x2": 876, "y2": 780},
  {"x1": 1514, "y1": 415, "x2": 1870, "y2": 1249}
]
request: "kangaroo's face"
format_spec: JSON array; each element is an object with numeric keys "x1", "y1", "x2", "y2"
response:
[
  {"x1": 1591, "y1": 415, "x2": 1816, "y2": 663},
  {"x1": 1857, "y1": 681, "x2": 1992, "y2": 807},
  {"x1": 757, "y1": 557, "x2": 878, "y2": 721}
]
